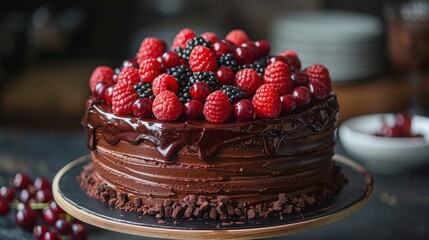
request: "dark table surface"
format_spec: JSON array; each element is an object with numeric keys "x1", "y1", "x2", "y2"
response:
[{"x1": 0, "y1": 128, "x2": 428, "y2": 240}]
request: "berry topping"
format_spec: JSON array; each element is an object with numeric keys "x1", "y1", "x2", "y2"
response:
[
  {"x1": 190, "y1": 82, "x2": 211, "y2": 102},
  {"x1": 182, "y1": 100, "x2": 204, "y2": 120},
  {"x1": 280, "y1": 94, "x2": 296, "y2": 112},
  {"x1": 172, "y1": 28, "x2": 196, "y2": 50},
  {"x1": 178, "y1": 37, "x2": 212, "y2": 61},
  {"x1": 284, "y1": 55, "x2": 301, "y2": 72},
  {"x1": 33, "y1": 177, "x2": 50, "y2": 191},
  {"x1": 212, "y1": 40, "x2": 235, "y2": 58},
  {"x1": 89, "y1": 66, "x2": 114, "y2": 93},
  {"x1": 112, "y1": 83, "x2": 139, "y2": 115},
  {"x1": 161, "y1": 51, "x2": 180, "y2": 68},
  {"x1": 216, "y1": 67, "x2": 235, "y2": 86},
  {"x1": 280, "y1": 49, "x2": 298, "y2": 58},
  {"x1": 225, "y1": 29, "x2": 249, "y2": 46},
  {"x1": 189, "y1": 46, "x2": 217, "y2": 72},
  {"x1": 309, "y1": 81, "x2": 329, "y2": 101},
  {"x1": 138, "y1": 58, "x2": 164, "y2": 83},
  {"x1": 12, "y1": 172, "x2": 32, "y2": 190},
  {"x1": 15, "y1": 205, "x2": 37, "y2": 231},
  {"x1": 252, "y1": 85, "x2": 282, "y2": 118},
  {"x1": 189, "y1": 72, "x2": 219, "y2": 92},
  {"x1": 35, "y1": 189, "x2": 53, "y2": 203},
  {"x1": 133, "y1": 82, "x2": 155, "y2": 100},
  {"x1": 305, "y1": 64, "x2": 331, "y2": 89},
  {"x1": 93, "y1": 82, "x2": 109, "y2": 102},
  {"x1": 117, "y1": 67, "x2": 140, "y2": 86},
  {"x1": 136, "y1": 37, "x2": 166, "y2": 64},
  {"x1": 234, "y1": 46, "x2": 255, "y2": 65},
  {"x1": 152, "y1": 73, "x2": 179, "y2": 95},
  {"x1": 104, "y1": 85, "x2": 114, "y2": 105},
  {"x1": 220, "y1": 85, "x2": 247, "y2": 103},
  {"x1": 291, "y1": 71, "x2": 309, "y2": 87},
  {"x1": 42, "y1": 207, "x2": 58, "y2": 225},
  {"x1": 217, "y1": 53, "x2": 238, "y2": 72},
  {"x1": 152, "y1": 91, "x2": 182, "y2": 121},
  {"x1": 132, "y1": 98, "x2": 154, "y2": 119},
  {"x1": 263, "y1": 61, "x2": 292, "y2": 95},
  {"x1": 254, "y1": 40, "x2": 271, "y2": 57},
  {"x1": 167, "y1": 65, "x2": 193, "y2": 89},
  {"x1": 201, "y1": 31, "x2": 218, "y2": 44},
  {"x1": 203, "y1": 90, "x2": 232, "y2": 123},
  {"x1": 233, "y1": 99, "x2": 254, "y2": 121},
  {"x1": 292, "y1": 86, "x2": 311, "y2": 107},
  {"x1": 235, "y1": 68, "x2": 262, "y2": 95}
]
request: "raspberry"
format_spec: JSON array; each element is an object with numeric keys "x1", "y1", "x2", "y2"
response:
[
  {"x1": 235, "y1": 68, "x2": 262, "y2": 95},
  {"x1": 305, "y1": 64, "x2": 331, "y2": 89},
  {"x1": 252, "y1": 85, "x2": 282, "y2": 118},
  {"x1": 138, "y1": 58, "x2": 163, "y2": 83},
  {"x1": 177, "y1": 37, "x2": 212, "y2": 61},
  {"x1": 203, "y1": 90, "x2": 232, "y2": 123},
  {"x1": 89, "y1": 66, "x2": 114, "y2": 93},
  {"x1": 201, "y1": 31, "x2": 218, "y2": 44},
  {"x1": 136, "y1": 37, "x2": 166, "y2": 64},
  {"x1": 172, "y1": 28, "x2": 196, "y2": 50},
  {"x1": 189, "y1": 46, "x2": 217, "y2": 72},
  {"x1": 117, "y1": 67, "x2": 140, "y2": 86},
  {"x1": 152, "y1": 74, "x2": 179, "y2": 96},
  {"x1": 225, "y1": 29, "x2": 249, "y2": 46},
  {"x1": 263, "y1": 61, "x2": 292, "y2": 95},
  {"x1": 112, "y1": 83, "x2": 138, "y2": 115},
  {"x1": 152, "y1": 91, "x2": 182, "y2": 121}
]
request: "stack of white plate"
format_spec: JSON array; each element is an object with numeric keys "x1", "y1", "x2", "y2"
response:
[{"x1": 270, "y1": 11, "x2": 384, "y2": 83}]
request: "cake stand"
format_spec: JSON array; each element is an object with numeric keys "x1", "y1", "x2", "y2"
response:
[{"x1": 52, "y1": 154, "x2": 373, "y2": 239}]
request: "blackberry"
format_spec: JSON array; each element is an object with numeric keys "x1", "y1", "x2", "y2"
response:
[
  {"x1": 217, "y1": 53, "x2": 239, "y2": 72},
  {"x1": 189, "y1": 72, "x2": 219, "y2": 92},
  {"x1": 239, "y1": 57, "x2": 268, "y2": 78},
  {"x1": 167, "y1": 65, "x2": 193, "y2": 89},
  {"x1": 179, "y1": 37, "x2": 212, "y2": 61},
  {"x1": 221, "y1": 85, "x2": 247, "y2": 103},
  {"x1": 133, "y1": 82, "x2": 155, "y2": 100}
]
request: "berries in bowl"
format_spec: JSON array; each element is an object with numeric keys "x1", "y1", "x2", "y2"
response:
[{"x1": 339, "y1": 113, "x2": 429, "y2": 174}]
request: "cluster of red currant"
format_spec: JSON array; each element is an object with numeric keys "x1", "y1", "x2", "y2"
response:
[{"x1": 0, "y1": 173, "x2": 87, "y2": 240}]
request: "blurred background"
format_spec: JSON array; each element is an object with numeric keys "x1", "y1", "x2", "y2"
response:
[{"x1": 1, "y1": 0, "x2": 428, "y2": 130}]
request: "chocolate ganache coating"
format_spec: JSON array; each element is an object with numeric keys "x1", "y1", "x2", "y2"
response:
[{"x1": 81, "y1": 93, "x2": 344, "y2": 218}]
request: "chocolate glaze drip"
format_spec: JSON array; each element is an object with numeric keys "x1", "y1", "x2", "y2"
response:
[{"x1": 83, "y1": 94, "x2": 339, "y2": 161}]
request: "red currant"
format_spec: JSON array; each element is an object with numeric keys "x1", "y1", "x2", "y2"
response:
[
  {"x1": 0, "y1": 186, "x2": 15, "y2": 200},
  {"x1": 284, "y1": 55, "x2": 301, "y2": 72},
  {"x1": 42, "y1": 207, "x2": 59, "y2": 225},
  {"x1": 0, "y1": 199, "x2": 10, "y2": 215},
  {"x1": 233, "y1": 99, "x2": 254, "y2": 121},
  {"x1": 255, "y1": 40, "x2": 271, "y2": 57},
  {"x1": 309, "y1": 81, "x2": 329, "y2": 101},
  {"x1": 34, "y1": 225, "x2": 50, "y2": 240},
  {"x1": 161, "y1": 51, "x2": 180, "y2": 68},
  {"x1": 34, "y1": 177, "x2": 50, "y2": 191},
  {"x1": 280, "y1": 94, "x2": 296, "y2": 112},
  {"x1": 12, "y1": 172, "x2": 32, "y2": 190},
  {"x1": 18, "y1": 189, "x2": 35, "y2": 203},
  {"x1": 182, "y1": 100, "x2": 203, "y2": 120},
  {"x1": 43, "y1": 231, "x2": 59, "y2": 240},
  {"x1": 49, "y1": 201, "x2": 65, "y2": 216},
  {"x1": 132, "y1": 98, "x2": 153, "y2": 119},
  {"x1": 121, "y1": 58, "x2": 139, "y2": 68},
  {"x1": 212, "y1": 40, "x2": 234, "y2": 58},
  {"x1": 190, "y1": 82, "x2": 211, "y2": 102},
  {"x1": 267, "y1": 55, "x2": 288, "y2": 64},
  {"x1": 71, "y1": 222, "x2": 88, "y2": 240},
  {"x1": 104, "y1": 85, "x2": 114, "y2": 105},
  {"x1": 234, "y1": 46, "x2": 255, "y2": 65},
  {"x1": 292, "y1": 86, "x2": 311, "y2": 107},
  {"x1": 36, "y1": 189, "x2": 53, "y2": 203},
  {"x1": 291, "y1": 71, "x2": 309, "y2": 87},
  {"x1": 55, "y1": 219, "x2": 72, "y2": 235},
  {"x1": 216, "y1": 67, "x2": 235, "y2": 86},
  {"x1": 15, "y1": 205, "x2": 37, "y2": 231}
]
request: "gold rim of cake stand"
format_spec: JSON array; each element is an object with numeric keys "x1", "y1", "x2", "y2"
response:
[{"x1": 53, "y1": 154, "x2": 373, "y2": 240}]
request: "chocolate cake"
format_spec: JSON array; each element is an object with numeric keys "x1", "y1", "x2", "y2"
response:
[{"x1": 79, "y1": 28, "x2": 346, "y2": 220}]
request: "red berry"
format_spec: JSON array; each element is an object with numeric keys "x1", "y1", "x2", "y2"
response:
[
  {"x1": 201, "y1": 31, "x2": 218, "y2": 44},
  {"x1": 33, "y1": 177, "x2": 50, "y2": 191},
  {"x1": 291, "y1": 71, "x2": 309, "y2": 87},
  {"x1": 179, "y1": 58, "x2": 189, "y2": 67},
  {"x1": 93, "y1": 82, "x2": 109, "y2": 101},
  {"x1": 212, "y1": 40, "x2": 235, "y2": 58},
  {"x1": 241, "y1": 41, "x2": 260, "y2": 60},
  {"x1": 121, "y1": 58, "x2": 139, "y2": 68},
  {"x1": 216, "y1": 67, "x2": 235, "y2": 86},
  {"x1": 117, "y1": 67, "x2": 140, "y2": 86},
  {"x1": 34, "y1": 225, "x2": 50, "y2": 240},
  {"x1": 189, "y1": 46, "x2": 217, "y2": 72},
  {"x1": 309, "y1": 81, "x2": 329, "y2": 101},
  {"x1": 235, "y1": 69, "x2": 262, "y2": 95},
  {"x1": 43, "y1": 232, "x2": 59, "y2": 240},
  {"x1": 254, "y1": 40, "x2": 271, "y2": 57},
  {"x1": 104, "y1": 85, "x2": 114, "y2": 105},
  {"x1": 138, "y1": 58, "x2": 164, "y2": 83},
  {"x1": 263, "y1": 61, "x2": 292, "y2": 95},
  {"x1": 89, "y1": 66, "x2": 114, "y2": 93},
  {"x1": 252, "y1": 85, "x2": 282, "y2": 118},
  {"x1": 71, "y1": 223, "x2": 88, "y2": 240},
  {"x1": 292, "y1": 86, "x2": 311, "y2": 107},
  {"x1": 225, "y1": 29, "x2": 249, "y2": 46},
  {"x1": 284, "y1": 55, "x2": 301, "y2": 72},
  {"x1": 280, "y1": 94, "x2": 296, "y2": 112},
  {"x1": 49, "y1": 201, "x2": 65, "y2": 217},
  {"x1": 112, "y1": 83, "x2": 139, "y2": 115},
  {"x1": 305, "y1": 64, "x2": 331, "y2": 90},
  {"x1": 152, "y1": 73, "x2": 179, "y2": 95},
  {"x1": 55, "y1": 219, "x2": 72, "y2": 235},
  {"x1": 190, "y1": 82, "x2": 211, "y2": 102},
  {"x1": 36, "y1": 189, "x2": 53, "y2": 203},
  {"x1": 267, "y1": 55, "x2": 288, "y2": 64},
  {"x1": 233, "y1": 99, "x2": 254, "y2": 121},
  {"x1": 136, "y1": 37, "x2": 166, "y2": 64},
  {"x1": 161, "y1": 51, "x2": 180, "y2": 68},
  {"x1": 172, "y1": 28, "x2": 196, "y2": 50},
  {"x1": 12, "y1": 172, "x2": 32, "y2": 190},
  {"x1": 280, "y1": 49, "x2": 298, "y2": 58},
  {"x1": 18, "y1": 189, "x2": 34, "y2": 203},
  {"x1": 0, "y1": 199, "x2": 10, "y2": 215},
  {"x1": 0, "y1": 186, "x2": 15, "y2": 201},
  {"x1": 15, "y1": 206, "x2": 37, "y2": 231},
  {"x1": 152, "y1": 91, "x2": 182, "y2": 121},
  {"x1": 132, "y1": 98, "x2": 153, "y2": 118},
  {"x1": 233, "y1": 46, "x2": 255, "y2": 65},
  {"x1": 42, "y1": 207, "x2": 59, "y2": 225},
  {"x1": 203, "y1": 90, "x2": 232, "y2": 123},
  {"x1": 182, "y1": 100, "x2": 204, "y2": 120}
]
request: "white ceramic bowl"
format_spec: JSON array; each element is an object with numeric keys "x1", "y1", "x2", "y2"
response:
[{"x1": 339, "y1": 114, "x2": 429, "y2": 174}]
